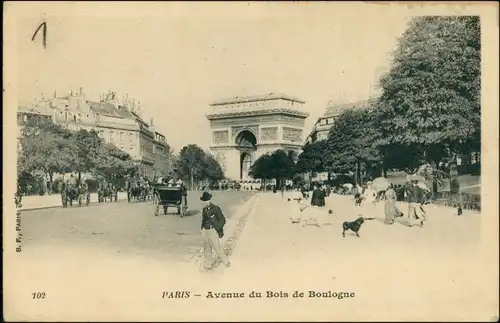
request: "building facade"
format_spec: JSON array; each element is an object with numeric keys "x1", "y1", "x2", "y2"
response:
[
  {"x1": 305, "y1": 97, "x2": 379, "y2": 145},
  {"x1": 206, "y1": 93, "x2": 310, "y2": 181},
  {"x1": 17, "y1": 89, "x2": 168, "y2": 179},
  {"x1": 153, "y1": 130, "x2": 171, "y2": 178}
]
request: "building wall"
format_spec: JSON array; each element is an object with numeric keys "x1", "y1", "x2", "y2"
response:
[
  {"x1": 153, "y1": 131, "x2": 171, "y2": 177},
  {"x1": 18, "y1": 93, "x2": 166, "y2": 180}
]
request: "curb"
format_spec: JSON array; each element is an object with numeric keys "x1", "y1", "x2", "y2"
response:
[
  {"x1": 19, "y1": 197, "x2": 129, "y2": 212},
  {"x1": 192, "y1": 194, "x2": 260, "y2": 269}
]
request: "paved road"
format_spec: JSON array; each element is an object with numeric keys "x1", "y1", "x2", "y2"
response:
[
  {"x1": 7, "y1": 192, "x2": 494, "y2": 322},
  {"x1": 19, "y1": 190, "x2": 255, "y2": 262},
  {"x1": 218, "y1": 193, "x2": 490, "y2": 321}
]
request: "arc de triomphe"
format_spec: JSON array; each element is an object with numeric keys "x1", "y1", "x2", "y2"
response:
[{"x1": 206, "y1": 93, "x2": 309, "y2": 181}]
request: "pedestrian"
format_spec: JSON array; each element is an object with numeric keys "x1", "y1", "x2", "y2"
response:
[
  {"x1": 311, "y1": 184, "x2": 325, "y2": 207},
  {"x1": 449, "y1": 173, "x2": 463, "y2": 216},
  {"x1": 384, "y1": 184, "x2": 397, "y2": 224},
  {"x1": 406, "y1": 181, "x2": 427, "y2": 227},
  {"x1": 280, "y1": 185, "x2": 285, "y2": 198},
  {"x1": 167, "y1": 179, "x2": 174, "y2": 187},
  {"x1": 200, "y1": 191, "x2": 231, "y2": 270},
  {"x1": 288, "y1": 188, "x2": 305, "y2": 224}
]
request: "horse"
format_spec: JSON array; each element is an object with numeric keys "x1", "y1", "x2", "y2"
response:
[
  {"x1": 127, "y1": 178, "x2": 143, "y2": 203},
  {"x1": 77, "y1": 182, "x2": 91, "y2": 206},
  {"x1": 65, "y1": 182, "x2": 80, "y2": 207},
  {"x1": 60, "y1": 181, "x2": 89, "y2": 207},
  {"x1": 98, "y1": 180, "x2": 116, "y2": 203}
]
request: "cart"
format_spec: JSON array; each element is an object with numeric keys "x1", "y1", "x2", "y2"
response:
[{"x1": 153, "y1": 185, "x2": 188, "y2": 216}]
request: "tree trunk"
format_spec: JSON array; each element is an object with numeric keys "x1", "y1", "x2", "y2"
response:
[
  {"x1": 355, "y1": 159, "x2": 361, "y2": 186},
  {"x1": 190, "y1": 171, "x2": 194, "y2": 191},
  {"x1": 48, "y1": 172, "x2": 54, "y2": 194},
  {"x1": 382, "y1": 168, "x2": 387, "y2": 178},
  {"x1": 78, "y1": 172, "x2": 81, "y2": 181}
]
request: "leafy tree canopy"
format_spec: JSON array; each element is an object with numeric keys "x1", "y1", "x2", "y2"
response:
[
  {"x1": 376, "y1": 16, "x2": 480, "y2": 170},
  {"x1": 249, "y1": 149, "x2": 296, "y2": 180},
  {"x1": 176, "y1": 144, "x2": 225, "y2": 184},
  {"x1": 325, "y1": 108, "x2": 381, "y2": 174},
  {"x1": 296, "y1": 141, "x2": 328, "y2": 174}
]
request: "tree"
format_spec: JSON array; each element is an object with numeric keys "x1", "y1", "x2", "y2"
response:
[
  {"x1": 94, "y1": 142, "x2": 137, "y2": 180},
  {"x1": 249, "y1": 153, "x2": 275, "y2": 182},
  {"x1": 19, "y1": 120, "x2": 75, "y2": 188},
  {"x1": 271, "y1": 149, "x2": 296, "y2": 185},
  {"x1": 325, "y1": 108, "x2": 382, "y2": 182},
  {"x1": 71, "y1": 129, "x2": 103, "y2": 179},
  {"x1": 376, "y1": 16, "x2": 481, "y2": 173},
  {"x1": 296, "y1": 140, "x2": 329, "y2": 174},
  {"x1": 177, "y1": 144, "x2": 207, "y2": 189},
  {"x1": 202, "y1": 153, "x2": 225, "y2": 182},
  {"x1": 249, "y1": 149, "x2": 296, "y2": 187}
]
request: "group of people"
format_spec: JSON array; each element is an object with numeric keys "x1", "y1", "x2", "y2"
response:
[
  {"x1": 381, "y1": 182, "x2": 428, "y2": 227},
  {"x1": 283, "y1": 179, "x2": 438, "y2": 229},
  {"x1": 286, "y1": 184, "x2": 332, "y2": 227}
]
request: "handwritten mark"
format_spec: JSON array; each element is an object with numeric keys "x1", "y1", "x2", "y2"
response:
[{"x1": 31, "y1": 21, "x2": 47, "y2": 49}]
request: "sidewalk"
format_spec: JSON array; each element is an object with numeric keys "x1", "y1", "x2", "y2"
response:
[
  {"x1": 18, "y1": 192, "x2": 128, "y2": 211},
  {"x1": 219, "y1": 193, "x2": 489, "y2": 321}
]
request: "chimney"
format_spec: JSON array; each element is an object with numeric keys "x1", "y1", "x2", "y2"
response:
[
  {"x1": 150, "y1": 118, "x2": 154, "y2": 127},
  {"x1": 53, "y1": 90, "x2": 57, "y2": 98},
  {"x1": 79, "y1": 87, "x2": 83, "y2": 95}
]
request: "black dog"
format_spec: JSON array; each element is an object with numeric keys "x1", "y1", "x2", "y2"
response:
[{"x1": 342, "y1": 217, "x2": 365, "y2": 238}]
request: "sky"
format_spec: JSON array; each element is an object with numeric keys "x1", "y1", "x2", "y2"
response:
[{"x1": 12, "y1": 2, "x2": 413, "y2": 152}]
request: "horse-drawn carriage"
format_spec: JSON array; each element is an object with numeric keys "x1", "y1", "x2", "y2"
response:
[
  {"x1": 59, "y1": 181, "x2": 91, "y2": 208},
  {"x1": 153, "y1": 184, "x2": 188, "y2": 216}
]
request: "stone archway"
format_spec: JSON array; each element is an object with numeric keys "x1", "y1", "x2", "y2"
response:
[{"x1": 235, "y1": 130, "x2": 257, "y2": 180}]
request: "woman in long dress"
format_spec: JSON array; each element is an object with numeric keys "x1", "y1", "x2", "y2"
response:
[{"x1": 384, "y1": 184, "x2": 397, "y2": 224}]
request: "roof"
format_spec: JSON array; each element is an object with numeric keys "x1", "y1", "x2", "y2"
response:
[
  {"x1": 210, "y1": 93, "x2": 306, "y2": 106},
  {"x1": 130, "y1": 111, "x2": 149, "y2": 126},
  {"x1": 322, "y1": 97, "x2": 378, "y2": 118},
  {"x1": 87, "y1": 101, "x2": 137, "y2": 119},
  {"x1": 88, "y1": 101, "x2": 126, "y2": 118},
  {"x1": 18, "y1": 101, "x2": 53, "y2": 116}
]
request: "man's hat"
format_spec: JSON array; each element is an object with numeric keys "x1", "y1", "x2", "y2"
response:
[
  {"x1": 176, "y1": 180, "x2": 183, "y2": 185},
  {"x1": 168, "y1": 179, "x2": 174, "y2": 184},
  {"x1": 200, "y1": 191, "x2": 212, "y2": 202}
]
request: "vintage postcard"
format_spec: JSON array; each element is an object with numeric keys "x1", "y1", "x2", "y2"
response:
[{"x1": 3, "y1": 1, "x2": 499, "y2": 321}]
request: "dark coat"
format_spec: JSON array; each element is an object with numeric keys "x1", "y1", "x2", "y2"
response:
[
  {"x1": 311, "y1": 188, "x2": 325, "y2": 207},
  {"x1": 201, "y1": 203, "x2": 226, "y2": 238}
]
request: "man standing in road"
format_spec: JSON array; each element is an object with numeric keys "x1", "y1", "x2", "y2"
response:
[
  {"x1": 407, "y1": 181, "x2": 427, "y2": 227},
  {"x1": 200, "y1": 191, "x2": 231, "y2": 270}
]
